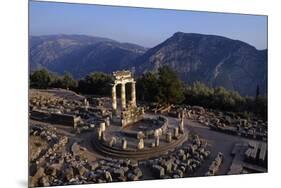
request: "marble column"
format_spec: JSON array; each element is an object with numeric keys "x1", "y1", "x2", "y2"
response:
[
  {"x1": 179, "y1": 118, "x2": 184, "y2": 134},
  {"x1": 131, "y1": 81, "x2": 136, "y2": 107},
  {"x1": 112, "y1": 84, "x2": 117, "y2": 114},
  {"x1": 121, "y1": 82, "x2": 126, "y2": 110},
  {"x1": 137, "y1": 138, "x2": 144, "y2": 150},
  {"x1": 166, "y1": 132, "x2": 172, "y2": 143},
  {"x1": 122, "y1": 138, "x2": 127, "y2": 150},
  {"x1": 155, "y1": 136, "x2": 160, "y2": 147}
]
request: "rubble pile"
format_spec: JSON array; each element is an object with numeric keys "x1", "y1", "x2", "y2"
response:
[
  {"x1": 173, "y1": 105, "x2": 267, "y2": 141},
  {"x1": 205, "y1": 152, "x2": 223, "y2": 176},
  {"x1": 244, "y1": 142, "x2": 267, "y2": 167},
  {"x1": 30, "y1": 91, "x2": 85, "y2": 114},
  {"x1": 29, "y1": 89, "x2": 113, "y2": 130},
  {"x1": 29, "y1": 126, "x2": 144, "y2": 187},
  {"x1": 144, "y1": 135, "x2": 210, "y2": 179},
  {"x1": 29, "y1": 125, "x2": 61, "y2": 162},
  {"x1": 30, "y1": 156, "x2": 144, "y2": 187}
]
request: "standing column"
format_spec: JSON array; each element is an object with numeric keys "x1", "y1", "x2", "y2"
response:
[
  {"x1": 121, "y1": 82, "x2": 126, "y2": 110},
  {"x1": 131, "y1": 81, "x2": 136, "y2": 107},
  {"x1": 112, "y1": 84, "x2": 117, "y2": 114}
]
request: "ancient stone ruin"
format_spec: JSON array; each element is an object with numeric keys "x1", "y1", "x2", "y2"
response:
[
  {"x1": 28, "y1": 70, "x2": 267, "y2": 187},
  {"x1": 111, "y1": 70, "x2": 144, "y2": 127}
]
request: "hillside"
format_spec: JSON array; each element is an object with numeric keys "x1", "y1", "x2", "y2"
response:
[
  {"x1": 134, "y1": 32, "x2": 267, "y2": 96},
  {"x1": 30, "y1": 34, "x2": 147, "y2": 78},
  {"x1": 29, "y1": 33, "x2": 267, "y2": 96}
]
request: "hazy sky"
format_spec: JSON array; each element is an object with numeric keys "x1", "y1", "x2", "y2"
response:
[{"x1": 29, "y1": 1, "x2": 267, "y2": 50}]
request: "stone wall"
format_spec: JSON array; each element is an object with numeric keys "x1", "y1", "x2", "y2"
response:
[
  {"x1": 30, "y1": 110, "x2": 81, "y2": 128},
  {"x1": 142, "y1": 116, "x2": 168, "y2": 138},
  {"x1": 50, "y1": 113, "x2": 81, "y2": 128},
  {"x1": 121, "y1": 107, "x2": 144, "y2": 127}
]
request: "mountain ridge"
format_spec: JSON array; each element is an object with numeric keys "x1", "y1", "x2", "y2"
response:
[
  {"x1": 29, "y1": 34, "x2": 147, "y2": 78},
  {"x1": 134, "y1": 32, "x2": 267, "y2": 96},
  {"x1": 29, "y1": 33, "x2": 267, "y2": 96}
]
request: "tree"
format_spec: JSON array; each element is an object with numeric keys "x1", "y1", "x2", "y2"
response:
[
  {"x1": 137, "y1": 66, "x2": 184, "y2": 104},
  {"x1": 77, "y1": 72, "x2": 113, "y2": 96},
  {"x1": 255, "y1": 96, "x2": 268, "y2": 120},
  {"x1": 184, "y1": 82, "x2": 247, "y2": 112},
  {"x1": 61, "y1": 72, "x2": 77, "y2": 90},
  {"x1": 49, "y1": 72, "x2": 77, "y2": 90},
  {"x1": 49, "y1": 76, "x2": 63, "y2": 89},
  {"x1": 30, "y1": 69, "x2": 51, "y2": 89},
  {"x1": 137, "y1": 72, "x2": 159, "y2": 102},
  {"x1": 184, "y1": 81, "x2": 214, "y2": 107},
  {"x1": 157, "y1": 66, "x2": 184, "y2": 104}
]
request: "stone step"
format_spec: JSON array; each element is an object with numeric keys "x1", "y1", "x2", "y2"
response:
[{"x1": 92, "y1": 133, "x2": 188, "y2": 160}]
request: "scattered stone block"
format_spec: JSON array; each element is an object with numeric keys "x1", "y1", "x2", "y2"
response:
[
  {"x1": 163, "y1": 160, "x2": 172, "y2": 174},
  {"x1": 152, "y1": 165, "x2": 165, "y2": 178},
  {"x1": 127, "y1": 172, "x2": 138, "y2": 181},
  {"x1": 133, "y1": 167, "x2": 143, "y2": 178},
  {"x1": 117, "y1": 176, "x2": 127, "y2": 182},
  {"x1": 91, "y1": 162, "x2": 100, "y2": 171},
  {"x1": 104, "y1": 171, "x2": 113, "y2": 182},
  {"x1": 39, "y1": 176, "x2": 50, "y2": 187},
  {"x1": 64, "y1": 167, "x2": 74, "y2": 181},
  {"x1": 175, "y1": 169, "x2": 184, "y2": 178},
  {"x1": 112, "y1": 168, "x2": 124, "y2": 178}
]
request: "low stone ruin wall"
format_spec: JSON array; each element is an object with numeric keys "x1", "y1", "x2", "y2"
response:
[
  {"x1": 30, "y1": 110, "x2": 50, "y2": 121},
  {"x1": 49, "y1": 113, "x2": 81, "y2": 128},
  {"x1": 121, "y1": 107, "x2": 144, "y2": 127},
  {"x1": 30, "y1": 110, "x2": 81, "y2": 128},
  {"x1": 88, "y1": 107, "x2": 109, "y2": 117},
  {"x1": 142, "y1": 116, "x2": 168, "y2": 138},
  {"x1": 121, "y1": 116, "x2": 168, "y2": 139}
]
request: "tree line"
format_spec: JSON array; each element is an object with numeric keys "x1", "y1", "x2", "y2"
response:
[
  {"x1": 29, "y1": 69, "x2": 112, "y2": 96},
  {"x1": 30, "y1": 67, "x2": 267, "y2": 120}
]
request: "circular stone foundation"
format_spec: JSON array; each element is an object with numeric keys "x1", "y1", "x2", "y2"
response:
[{"x1": 92, "y1": 116, "x2": 188, "y2": 160}]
